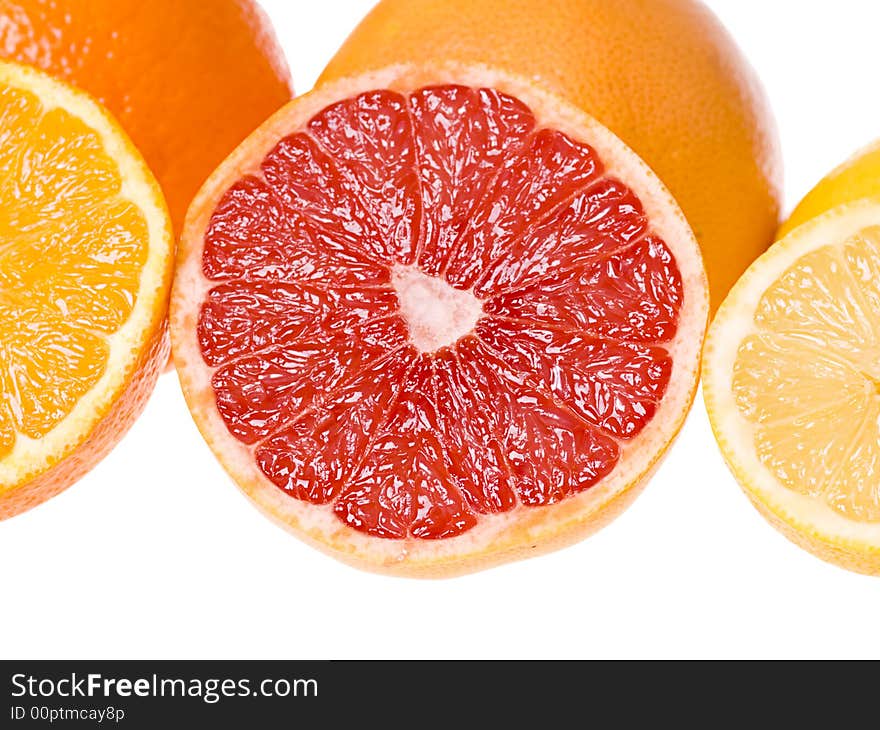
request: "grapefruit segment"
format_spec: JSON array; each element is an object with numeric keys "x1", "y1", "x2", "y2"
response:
[
  {"x1": 307, "y1": 90, "x2": 421, "y2": 265},
  {"x1": 473, "y1": 177, "x2": 649, "y2": 297},
  {"x1": 336, "y1": 355, "x2": 476, "y2": 540},
  {"x1": 261, "y1": 134, "x2": 388, "y2": 263},
  {"x1": 256, "y1": 348, "x2": 415, "y2": 505},
  {"x1": 203, "y1": 177, "x2": 390, "y2": 288},
  {"x1": 211, "y1": 317, "x2": 409, "y2": 445},
  {"x1": 432, "y1": 344, "x2": 518, "y2": 514},
  {"x1": 446, "y1": 337, "x2": 620, "y2": 508},
  {"x1": 172, "y1": 65, "x2": 708, "y2": 576},
  {"x1": 475, "y1": 320, "x2": 671, "y2": 439},
  {"x1": 446, "y1": 128, "x2": 601, "y2": 290},
  {"x1": 410, "y1": 85, "x2": 536, "y2": 277},
  {"x1": 197, "y1": 282, "x2": 400, "y2": 368},
  {"x1": 484, "y1": 235, "x2": 682, "y2": 342}
]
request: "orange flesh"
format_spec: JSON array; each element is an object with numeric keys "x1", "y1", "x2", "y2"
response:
[
  {"x1": 0, "y1": 83, "x2": 147, "y2": 456},
  {"x1": 196, "y1": 85, "x2": 683, "y2": 540}
]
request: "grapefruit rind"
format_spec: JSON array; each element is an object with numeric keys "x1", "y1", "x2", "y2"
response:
[
  {"x1": 172, "y1": 63, "x2": 708, "y2": 576},
  {"x1": 703, "y1": 199, "x2": 880, "y2": 575},
  {"x1": 0, "y1": 60, "x2": 173, "y2": 501}
]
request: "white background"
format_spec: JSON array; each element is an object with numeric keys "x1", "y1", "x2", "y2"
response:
[{"x1": 3, "y1": 0, "x2": 880, "y2": 660}]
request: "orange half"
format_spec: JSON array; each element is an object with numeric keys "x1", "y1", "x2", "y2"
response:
[{"x1": 0, "y1": 61, "x2": 174, "y2": 519}]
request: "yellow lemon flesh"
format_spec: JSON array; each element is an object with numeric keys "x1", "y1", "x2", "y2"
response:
[{"x1": 704, "y1": 199, "x2": 880, "y2": 574}]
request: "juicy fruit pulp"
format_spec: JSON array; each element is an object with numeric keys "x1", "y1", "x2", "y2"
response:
[
  {"x1": 0, "y1": 82, "x2": 147, "y2": 456},
  {"x1": 196, "y1": 84, "x2": 684, "y2": 541},
  {"x1": 732, "y1": 227, "x2": 880, "y2": 520}
]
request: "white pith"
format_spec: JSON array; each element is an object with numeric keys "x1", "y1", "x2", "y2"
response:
[
  {"x1": 391, "y1": 264, "x2": 483, "y2": 352},
  {"x1": 171, "y1": 63, "x2": 709, "y2": 576},
  {"x1": 704, "y1": 198, "x2": 880, "y2": 549},
  {"x1": 0, "y1": 61, "x2": 172, "y2": 492}
]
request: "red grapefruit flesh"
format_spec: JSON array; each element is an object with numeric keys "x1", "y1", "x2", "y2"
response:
[{"x1": 172, "y1": 65, "x2": 708, "y2": 576}]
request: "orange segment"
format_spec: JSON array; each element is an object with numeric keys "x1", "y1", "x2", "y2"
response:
[
  {"x1": 0, "y1": 200, "x2": 149, "y2": 332},
  {"x1": 0, "y1": 308, "x2": 108, "y2": 444},
  {"x1": 0, "y1": 60, "x2": 173, "y2": 518}
]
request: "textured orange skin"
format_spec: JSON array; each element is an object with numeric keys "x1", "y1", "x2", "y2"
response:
[
  {"x1": 0, "y1": 0, "x2": 293, "y2": 234},
  {"x1": 0, "y1": 324, "x2": 170, "y2": 520},
  {"x1": 320, "y1": 0, "x2": 783, "y2": 312}
]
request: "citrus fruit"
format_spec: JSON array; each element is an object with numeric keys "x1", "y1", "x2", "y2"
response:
[
  {"x1": 704, "y1": 198, "x2": 880, "y2": 575},
  {"x1": 778, "y1": 140, "x2": 880, "y2": 239},
  {"x1": 0, "y1": 0, "x2": 292, "y2": 233},
  {"x1": 0, "y1": 61, "x2": 174, "y2": 519},
  {"x1": 319, "y1": 0, "x2": 782, "y2": 313},
  {"x1": 171, "y1": 63, "x2": 709, "y2": 577}
]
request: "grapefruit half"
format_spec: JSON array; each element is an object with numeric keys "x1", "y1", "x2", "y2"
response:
[{"x1": 171, "y1": 64, "x2": 708, "y2": 577}]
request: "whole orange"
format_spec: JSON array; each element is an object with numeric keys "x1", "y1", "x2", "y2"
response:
[
  {"x1": 321, "y1": 0, "x2": 783, "y2": 311},
  {"x1": 0, "y1": 0, "x2": 293, "y2": 234}
]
